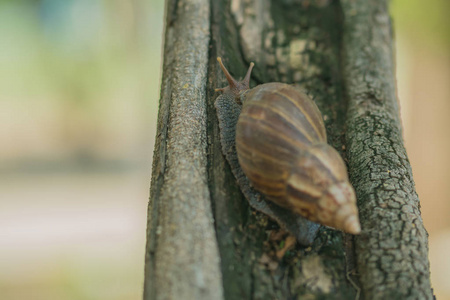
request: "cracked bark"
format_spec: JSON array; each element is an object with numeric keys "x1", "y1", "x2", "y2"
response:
[
  {"x1": 342, "y1": 1, "x2": 432, "y2": 299},
  {"x1": 144, "y1": 0, "x2": 433, "y2": 299}
]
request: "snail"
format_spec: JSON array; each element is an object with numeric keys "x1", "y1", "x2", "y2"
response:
[{"x1": 214, "y1": 57, "x2": 360, "y2": 243}]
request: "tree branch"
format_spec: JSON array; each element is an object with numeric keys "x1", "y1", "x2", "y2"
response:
[
  {"x1": 341, "y1": 1, "x2": 433, "y2": 298},
  {"x1": 144, "y1": 1, "x2": 223, "y2": 299},
  {"x1": 144, "y1": 0, "x2": 433, "y2": 299}
]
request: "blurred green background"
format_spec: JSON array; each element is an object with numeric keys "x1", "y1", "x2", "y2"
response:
[
  {"x1": 0, "y1": 0, "x2": 163, "y2": 299},
  {"x1": 0, "y1": 0, "x2": 449, "y2": 299}
]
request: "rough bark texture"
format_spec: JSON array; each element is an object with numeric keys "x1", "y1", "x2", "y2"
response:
[
  {"x1": 342, "y1": 1, "x2": 433, "y2": 299},
  {"x1": 144, "y1": 0, "x2": 433, "y2": 299},
  {"x1": 144, "y1": 0, "x2": 223, "y2": 299}
]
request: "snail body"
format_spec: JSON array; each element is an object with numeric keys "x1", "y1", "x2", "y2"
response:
[{"x1": 215, "y1": 57, "x2": 360, "y2": 236}]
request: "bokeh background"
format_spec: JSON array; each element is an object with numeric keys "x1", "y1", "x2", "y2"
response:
[
  {"x1": 0, "y1": 1, "x2": 162, "y2": 299},
  {"x1": 0, "y1": 0, "x2": 448, "y2": 299}
]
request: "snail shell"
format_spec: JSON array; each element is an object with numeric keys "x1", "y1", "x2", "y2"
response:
[{"x1": 215, "y1": 57, "x2": 360, "y2": 234}]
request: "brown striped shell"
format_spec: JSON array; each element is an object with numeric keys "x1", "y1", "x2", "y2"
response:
[{"x1": 216, "y1": 57, "x2": 360, "y2": 234}]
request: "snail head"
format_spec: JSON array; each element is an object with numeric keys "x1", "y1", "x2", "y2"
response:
[{"x1": 215, "y1": 57, "x2": 254, "y2": 104}]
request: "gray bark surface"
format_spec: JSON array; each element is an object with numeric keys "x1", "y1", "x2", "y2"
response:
[
  {"x1": 144, "y1": 0, "x2": 223, "y2": 299},
  {"x1": 342, "y1": 1, "x2": 432, "y2": 299},
  {"x1": 144, "y1": 0, "x2": 433, "y2": 299}
]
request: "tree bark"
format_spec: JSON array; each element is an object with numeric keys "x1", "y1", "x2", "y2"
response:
[{"x1": 144, "y1": 0, "x2": 433, "y2": 299}]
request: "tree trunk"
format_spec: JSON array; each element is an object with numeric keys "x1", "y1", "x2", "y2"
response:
[{"x1": 144, "y1": 0, "x2": 433, "y2": 299}]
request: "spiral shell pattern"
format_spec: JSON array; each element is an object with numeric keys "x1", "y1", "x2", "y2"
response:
[{"x1": 236, "y1": 83, "x2": 360, "y2": 234}]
